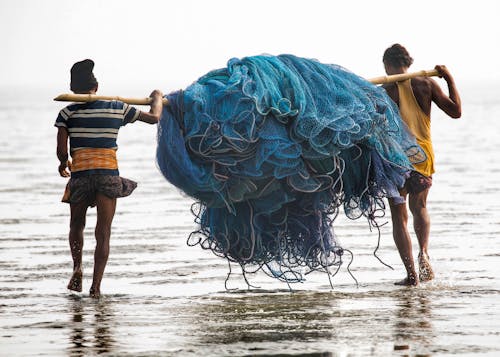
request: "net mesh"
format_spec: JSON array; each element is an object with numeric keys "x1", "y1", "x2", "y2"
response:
[{"x1": 156, "y1": 54, "x2": 422, "y2": 283}]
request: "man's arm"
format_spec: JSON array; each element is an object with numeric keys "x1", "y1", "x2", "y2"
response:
[
  {"x1": 137, "y1": 89, "x2": 164, "y2": 124},
  {"x1": 57, "y1": 127, "x2": 70, "y2": 177},
  {"x1": 431, "y1": 65, "x2": 462, "y2": 119}
]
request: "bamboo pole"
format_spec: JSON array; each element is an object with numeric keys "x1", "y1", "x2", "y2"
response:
[
  {"x1": 368, "y1": 69, "x2": 439, "y2": 85},
  {"x1": 53, "y1": 69, "x2": 439, "y2": 105},
  {"x1": 53, "y1": 93, "x2": 169, "y2": 106}
]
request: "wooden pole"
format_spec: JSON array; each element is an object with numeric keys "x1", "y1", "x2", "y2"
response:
[
  {"x1": 53, "y1": 69, "x2": 439, "y2": 105},
  {"x1": 53, "y1": 93, "x2": 169, "y2": 106},
  {"x1": 368, "y1": 69, "x2": 439, "y2": 85}
]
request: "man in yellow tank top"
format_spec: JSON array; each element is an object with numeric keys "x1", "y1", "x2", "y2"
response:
[{"x1": 382, "y1": 44, "x2": 462, "y2": 286}]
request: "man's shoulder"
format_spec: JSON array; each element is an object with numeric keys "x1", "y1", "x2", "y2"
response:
[
  {"x1": 87, "y1": 100, "x2": 127, "y2": 110},
  {"x1": 382, "y1": 82, "x2": 398, "y2": 91},
  {"x1": 62, "y1": 102, "x2": 85, "y2": 111},
  {"x1": 411, "y1": 77, "x2": 433, "y2": 87},
  {"x1": 382, "y1": 83, "x2": 398, "y2": 100},
  {"x1": 411, "y1": 77, "x2": 433, "y2": 95}
]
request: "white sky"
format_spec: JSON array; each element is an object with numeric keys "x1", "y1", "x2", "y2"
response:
[{"x1": 1, "y1": 0, "x2": 499, "y2": 97}]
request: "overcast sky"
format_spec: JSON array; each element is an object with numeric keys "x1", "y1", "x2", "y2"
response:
[{"x1": 1, "y1": 0, "x2": 499, "y2": 97}]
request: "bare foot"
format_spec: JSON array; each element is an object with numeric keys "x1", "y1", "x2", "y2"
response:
[
  {"x1": 418, "y1": 252, "x2": 435, "y2": 282},
  {"x1": 394, "y1": 276, "x2": 419, "y2": 286},
  {"x1": 67, "y1": 270, "x2": 83, "y2": 292},
  {"x1": 89, "y1": 287, "x2": 100, "y2": 299}
]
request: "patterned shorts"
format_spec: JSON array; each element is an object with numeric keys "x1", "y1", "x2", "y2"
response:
[
  {"x1": 62, "y1": 175, "x2": 137, "y2": 207},
  {"x1": 405, "y1": 171, "x2": 432, "y2": 194}
]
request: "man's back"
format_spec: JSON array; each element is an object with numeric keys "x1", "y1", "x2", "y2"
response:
[{"x1": 383, "y1": 77, "x2": 433, "y2": 117}]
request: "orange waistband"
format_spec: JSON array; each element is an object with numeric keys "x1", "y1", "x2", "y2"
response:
[{"x1": 70, "y1": 148, "x2": 118, "y2": 172}]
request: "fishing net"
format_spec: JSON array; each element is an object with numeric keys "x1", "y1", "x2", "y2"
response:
[{"x1": 156, "y1": 54, "x2": 422, "y2": 284}]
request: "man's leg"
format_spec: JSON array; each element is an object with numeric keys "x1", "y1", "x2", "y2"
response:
[
  {"x1": 408, "y1": 188, "x2": 434, "y2": 281},
  {"x1": 68, "y1": 201, "x2": 89, "y2": 292},
  {"x1": 89, "y1": 193, "x2": 116, "y2": 298},
  {"x1": 408, "y1": 188, "x2": 430, "y2": 253},
  {"x1": 389, "y1": 195, "x2": 418, "y2": 286}
]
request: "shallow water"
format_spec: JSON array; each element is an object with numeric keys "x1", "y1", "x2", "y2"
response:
[{"x1": 1, "y1": 83, "x2": 500, "y2": 356}]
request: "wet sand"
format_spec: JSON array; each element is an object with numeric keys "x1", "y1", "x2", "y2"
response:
[{"x1": 1, "y1": 83, "x2": 499, "y2": 356}]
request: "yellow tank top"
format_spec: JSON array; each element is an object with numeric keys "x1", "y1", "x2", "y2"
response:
[{"x1": 397, "y1": 79, "x2": 434, "y2": 177}]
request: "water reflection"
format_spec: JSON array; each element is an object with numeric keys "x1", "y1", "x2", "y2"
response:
[
  {"x1": 67, "y1": 295, "x2": 116, "y2": 356},
  {"x1": 67, "y1": 296, "x2": 86, "y2": 354},
  {"x1": 179, "y1": 288, "x2": 439, "y2": 356},
  {"x1": 171, "y1": 290, "x2": 342, "y2": 356},
  {"x1": 192, "y1": 291, "x2": 338, "y2": 345},
  {"x1": 392, "y1": 289, "x2": 434, "y2": 356}
]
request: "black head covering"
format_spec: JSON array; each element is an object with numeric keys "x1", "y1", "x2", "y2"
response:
[{"x1": 70, "y1": 59, "x2": 98, "y2": 92}]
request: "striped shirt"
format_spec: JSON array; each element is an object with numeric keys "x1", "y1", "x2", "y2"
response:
[{"x1": 55, "y1": 100, "x2": 140, "y2": 177}]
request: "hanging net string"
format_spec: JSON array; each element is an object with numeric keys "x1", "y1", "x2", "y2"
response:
[{"x1": 156, "y1": 54, "x2": 423, "y2": 284}]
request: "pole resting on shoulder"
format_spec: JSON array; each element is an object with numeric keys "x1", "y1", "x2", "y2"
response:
[
  {"x1": 368, "y1": 69, "x2": 439, "y2": 85},
  {"x1": 53, "y1": 93, "x2": 169, "y2": 106},
  {"x1": 53, "y1": 69, "x2": 439, "y2": 106}
]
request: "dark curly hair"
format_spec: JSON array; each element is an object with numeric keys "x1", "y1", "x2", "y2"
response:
[{"x1": 383, "y1": 44, "x2": 414, "y2": 68}]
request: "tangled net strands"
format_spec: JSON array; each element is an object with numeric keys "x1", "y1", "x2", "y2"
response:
[{"x1": 156, "y1": 54, "x2": 423, "y2": 286}]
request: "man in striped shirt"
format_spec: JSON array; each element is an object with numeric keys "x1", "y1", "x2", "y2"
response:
[{"x1": 55, "y1": 59, "x2": 163, "y2": 298}]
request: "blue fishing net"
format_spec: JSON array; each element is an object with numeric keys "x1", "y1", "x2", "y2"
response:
[{"x1": 156, "y1": 54, "x2": 421, "y2": 284}]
